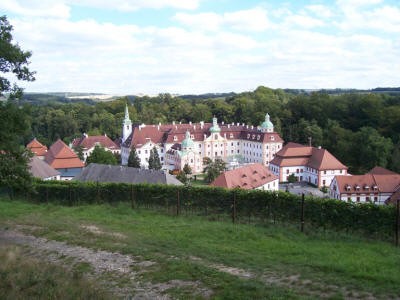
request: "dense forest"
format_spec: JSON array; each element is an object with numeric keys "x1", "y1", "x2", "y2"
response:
[{"x1": 18, "y1": 86, "x2": 400, "y2": 174}]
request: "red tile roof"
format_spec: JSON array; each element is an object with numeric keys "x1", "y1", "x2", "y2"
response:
[
  {"x1": 334, "y1": 173, "x2": 400, "y2": 194},
  {"x1": 210, "y1": 163, "x2": 278, "y2": 190},
  {"x1": 26, "y1": 138, "x2": 48, "y2": 156},
  {"x1": 123, "y1": 122, "x2": 284, "y2": 148},
  {"x1": 72, "y1": 135, "x2": 119, "y2": 150},
  {"x1": 270, "y1": 143, "x2": 347, "y2": 171},
  {"x1": 368, "y1": 166, "x2": 398, "y2": 175},
  {"x1": 45, "y1": 139, "x2": 84, "y2": 169}
]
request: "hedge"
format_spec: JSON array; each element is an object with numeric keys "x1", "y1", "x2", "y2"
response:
[{"x1": 15, "y1": 181, "x2": 397, "y2": 241}]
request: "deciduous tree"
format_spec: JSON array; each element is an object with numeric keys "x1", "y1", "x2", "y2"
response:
[
  {"x1": 0, "y1": 15, "x2": 35, "y2": 195},
  {"x1": 86, "y1": 145, "x2": 117, "y2": 165}
]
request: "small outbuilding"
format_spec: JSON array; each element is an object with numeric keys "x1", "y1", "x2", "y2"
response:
[{"x1": 210, "y1": 163, "x2": 279, "y2": 191}]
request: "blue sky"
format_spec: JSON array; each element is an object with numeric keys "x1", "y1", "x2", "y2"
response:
[{"x1": 2, "y1": 0, "x2": 399, "y2": 94}]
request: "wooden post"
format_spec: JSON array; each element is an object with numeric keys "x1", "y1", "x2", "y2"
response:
[
  {"x1": 131, "y1": 185, "x2": 134, "y2": 209},
  {"x1": 396, "y1": 199, "x2": 400, "y2": 247},
  {"x1": 176, "y1": 189, "x2": 180, "y2": 216},
  {"x1": 232, "y1": 192, "x2": 236, "y2": 224},
  {"x1": 300, "y1": 193, "x2": 305, "y2": 233}
]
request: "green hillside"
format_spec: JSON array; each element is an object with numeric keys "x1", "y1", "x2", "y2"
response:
[{"x1": 1, "y1": 198, "x2": 399, "y2": 299}]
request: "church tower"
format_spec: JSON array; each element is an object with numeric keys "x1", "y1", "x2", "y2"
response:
[
  {"x1": 260, "y1": 113, "x2": 274, "y2": 133},
  {"x1": 122, "y1": 104, "x2": 132, "y2": 143}
]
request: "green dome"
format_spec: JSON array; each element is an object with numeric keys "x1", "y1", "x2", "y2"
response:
[
  {"x1": 261, "y1": 113, "x2": 274, "y2": 130},
  {"x1": 181, "y1": 131, "x2": 194, "y2": 149},
  {"x1": 209, "y1": 117, "x2": 221, "y2": 133}
]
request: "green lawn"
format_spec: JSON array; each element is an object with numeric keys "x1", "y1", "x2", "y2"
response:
[{"x1": 0, "y1": 197, "x2": 399, "y2": 299}]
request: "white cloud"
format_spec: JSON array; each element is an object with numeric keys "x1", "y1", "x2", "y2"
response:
[
  {"x1": 173, "y1": 7, "x2": 273, "y2": 32},
  {"x1": 173, "y1": 12, "x2": 221, "y2": 31},
  {"x1": 68, "y1": 0, "x2": 201, "y2": 11},
  {"x1": 223, "y1": 8, "x2": 272, "y2": 32},
  {"x1": 0, "y1": 0, "x2": 70, "y2": 18},
  {"x1": 284, "y1": 14, "x2": 325, "y2": 29},
  {"x1": 336, "y1": 0, "x2": 383, "y2": 9},
  {"x1": 3, "y1": 0, "x2": 399, "y2": 93},
  {"x1": 306, "y1": 5, "x2": 333, "y2": 19}
]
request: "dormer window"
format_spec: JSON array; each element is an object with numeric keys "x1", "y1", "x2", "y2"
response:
[
  {"x1": 242, "y1": 174, "x2": 247, "y2": 178},
  {"x1": 364, "y1": 185, "x2": 369, "y2": 191},
  {"x1": 230, "y1": 133, "x2": 233, "y2": 138},
  {"x1": 270, "y1": 136, "x2": 275, "y2": 141},
  {"x1": 373, "y1": 185, "x2": 378, "y2": 191},
  {"x1": 355, "y1": 185, "x2": 360, "y2": 191},
  {"x1": 174, "y1": 136, "x2": 177, "y2": 141},
  {"x1": 345, "y1": 185, "x2": 351, "y2": 191}
]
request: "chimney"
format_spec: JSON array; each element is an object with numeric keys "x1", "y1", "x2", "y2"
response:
[
  {"x1": 194, "y1": 125, "x2": 196, "y2": 130},
  {"x1": 189, "y1": 121, "x2": 192, "y2": 125},
  {"x1": 228, "y1": 124, "x2": 230, "y2": 128},
  {"x1": 237, "y1": 123, "x2": 239, "y2": 126},
  {"x1": 224, "y1": 133, "x2": 226, "y2": 138},
  {"x1": 173, "y1": 121, "x2": 175, "y2": 125},
  {"x1": 222, "y1": 121, "x2": 224, "y2": 125}
]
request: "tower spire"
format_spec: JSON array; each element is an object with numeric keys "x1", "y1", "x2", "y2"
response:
[{"x1": 122, "y1": 103, "x2": 132, "y2": 143}]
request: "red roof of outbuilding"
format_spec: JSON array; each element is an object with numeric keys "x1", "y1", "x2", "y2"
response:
[
  {"x1": 72, "y1": 135, "x2": 119, "y2": 150},
  {"x1": 368, "y1": 166, "x2": 398, "y2": 175},
  {"x1": 210, "y1": 163, "x2": 278, "y2": 190},
  {"x1": 45, "y1": 139, "x2": 84, "y2": 169},
  {"x1": 26, "y1": 138, "x2": 48, "y2": 156},
  {"x1": 270, "y1": 143, "x2": 347, "y2": 171},
  {"x1": 334, "y1": 173, "x2": 400, "y2": 194}
]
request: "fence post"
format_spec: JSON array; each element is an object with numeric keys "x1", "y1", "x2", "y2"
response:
[
  {"x1": 232, "y1": 191, "x2": 236, "y2": 224},
  {"x1": 396, "y1": 199, "x2": 399, "y2": 247},
  {"x1": 131, "y1": 184, "x2": 135, "y2": 209},
  {"x1": 176, "y1": 189, "x2": 180, "y2": 216},
  {"x1": 300, "y1": 193, "x2": 305, "y2": 232}
]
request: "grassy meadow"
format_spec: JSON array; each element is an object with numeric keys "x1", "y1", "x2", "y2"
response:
[{"x1": 0, "y1": 197, "x2": 399, "y2": 299}]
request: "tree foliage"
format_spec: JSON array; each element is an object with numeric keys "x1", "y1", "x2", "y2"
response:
[
  {"x1": 13, "y1": 85, "x2": 400, "y2": 175},
  {"x1": 86, "y1": 145, "x2": 117, "y2": 165},
  {"x1": 0, "y1": 15, "x2": 35, "y2": 98},
  {"x1": 148, "y1": 147, "x2": 162, "y2": 170},
  {"x1": 127, "y1": 146, "x2": 141, "y2": 168},
  {"x1": 203, "y1": 158, "x2": 226, "y2": 183},
  {"x1": 0, "y1": 16, "x2": 35, "y2": 194}
]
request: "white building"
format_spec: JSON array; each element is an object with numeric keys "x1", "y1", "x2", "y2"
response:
[
  {"x1": 330, "y1": 167, "x2": 400, "y2": 205},
  {"x1": 269, "y1": 142, "x2": 348, "y2": 188},
  {"x1": 120, "y1": 107, "x2": 284, "y2": 173}
]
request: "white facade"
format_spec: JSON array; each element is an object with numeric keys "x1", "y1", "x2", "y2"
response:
[
  {"x1": 255, "y1": 178, "x2": 279, "y2": 191},
  {"x1": 121, "y1": 114, "x2": 284, "y2": 172}
]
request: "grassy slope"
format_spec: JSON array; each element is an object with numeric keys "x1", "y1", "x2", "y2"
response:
[{"x1": 0, "y1": 198, "x2": 399, "y2": 299}]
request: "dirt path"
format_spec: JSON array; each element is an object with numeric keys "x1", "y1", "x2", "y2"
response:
[
  {"x1": 0, "y1": 227, "x2": 393, "y2": 300},
  {"x1": 0, "y1": 228, "x2": 210, "y2": 299}
]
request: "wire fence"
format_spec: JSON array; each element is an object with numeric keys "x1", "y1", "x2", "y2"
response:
[{"x1": 9, "y1": 181, "x2": 399, "y2": 244}]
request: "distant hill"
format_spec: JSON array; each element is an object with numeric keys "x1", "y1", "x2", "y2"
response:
[{"x1": 19, "y1": 87, "x2": 400, "y2": 105}]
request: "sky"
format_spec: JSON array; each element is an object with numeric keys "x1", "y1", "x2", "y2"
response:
[{"x1": 2, "y1": 0, "x2": 400, "y2": 95}]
